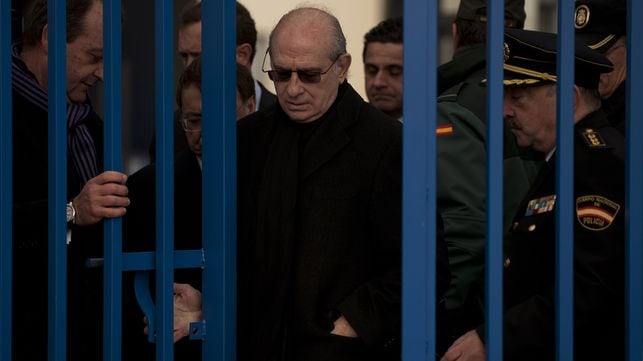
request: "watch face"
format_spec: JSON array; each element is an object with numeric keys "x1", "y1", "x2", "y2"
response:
[{"x1": 66, "y1": 203, "x2": 74, "y2": 223}]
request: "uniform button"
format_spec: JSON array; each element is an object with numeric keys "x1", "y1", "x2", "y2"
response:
[
  {"x1": 504, "y1": 257, "x2": 511, "y2": 268},
  {"x1": 528, "y1": 224, "x2": 536, "y2": 232},
  {"x1": 513, "y1": 222, "x2": 519, "y2": 231}
]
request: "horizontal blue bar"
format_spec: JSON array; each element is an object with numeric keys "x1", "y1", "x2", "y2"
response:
[{"x1": 86, "y1": 250, "x2": 204, "y2": 271}]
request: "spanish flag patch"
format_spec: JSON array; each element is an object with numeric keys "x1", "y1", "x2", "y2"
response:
[
  {"x1": 436, "y1": 124, "x2": 454, "y2": 136},
  {"x1": 576, "y1": 195, "x2": 620, "y2": 231}
]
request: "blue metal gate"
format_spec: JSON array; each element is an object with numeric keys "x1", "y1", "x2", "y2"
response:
[{"x1": 0, "y1": 0, "x2": 641, "y2": 360}]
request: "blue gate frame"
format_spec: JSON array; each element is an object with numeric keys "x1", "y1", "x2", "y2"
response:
[{"x1": 0, "y1": 0, "x2": 641, "y2": 360}]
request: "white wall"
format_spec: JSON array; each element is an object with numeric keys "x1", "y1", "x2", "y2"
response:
[{"x1": 240, "y1": 0, "x2": 387, "y2": 100}]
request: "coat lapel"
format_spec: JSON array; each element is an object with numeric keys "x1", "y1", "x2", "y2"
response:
[{"x1": 300, "y1": 84, "x2": 363, "y2": 180}]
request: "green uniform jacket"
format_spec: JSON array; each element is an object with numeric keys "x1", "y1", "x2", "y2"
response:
[{"x1": 436, "y1": 45, "x2": 540, "y2": 322}]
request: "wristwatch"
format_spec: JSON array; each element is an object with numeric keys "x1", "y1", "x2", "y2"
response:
[{"x1": 66, "y1": 201, "x2": 76, "y2": 224}]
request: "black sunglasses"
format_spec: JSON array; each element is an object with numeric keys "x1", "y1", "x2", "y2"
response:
[{"x1": 261, "y1": 48, "x2": 343, "y2": 84}]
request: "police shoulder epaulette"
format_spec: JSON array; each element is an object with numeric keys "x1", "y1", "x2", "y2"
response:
[
  {"x1": 580, "y1": 128, "x2": 610, "y2": 149},
  {"x1": 437, "y1": 82, "x2": 465, "y2": 102}
]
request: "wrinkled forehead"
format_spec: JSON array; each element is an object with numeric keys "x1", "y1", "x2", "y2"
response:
[{"x1": 270, "y1": 29, "x2": 333, "y2": 68}]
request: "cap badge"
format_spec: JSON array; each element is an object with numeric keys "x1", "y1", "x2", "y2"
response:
[
  {"x1": 574, "y1": 4, "x2": 590, "y2": 29},
  {"x1": 576, "y1": 195, "x2": 620, "y2": 231},
  {"x1": 503, "y1": 42, "x2": 510, "y2": 63}
]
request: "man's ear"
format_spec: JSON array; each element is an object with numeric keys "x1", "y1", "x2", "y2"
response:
[
  {"x1": 236, "y1": 43, "x2": 253, "y2": 68},
  {"x1": 573, "y1": 85, "x2": 580, "y2": 108},
  {"x1": 247, "y1": 95, "x2": 256, "y2": 114},
  {"x1": 452, "y1": 22, "x2": 460, "y2": 51},
  {"x1": 336, "y1": 53, "x2": 352, "y2": 82},
  {"x1": 572, "y1": 85, "x2": 586, "y2": 124},
  {"x1": 41, "y1": 24, "x2": 49, "y2": 55}
]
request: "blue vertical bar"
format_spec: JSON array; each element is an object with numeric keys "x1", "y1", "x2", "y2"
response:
[
  {"x1": 485, "y1": 0, "x2": 504, "y2": 360},
  {"x1": 48, "y1": 0, "x2": 68, "y2": 360},
  {"x1": 0, "y1": 0, "x2": 12, "y2": 359},
  {"x1": 556, "y1": 1, "x2": 575, "y2": 360},
  {"x1": 104, "y1": 0, "x2": 123, "y2": 360},
  {"x1": 402, "y1": 0, "x2": 437, "y2": 359},
  {"x1": 626, "y1": 0, "x2": 643, "y2": 359},
  {"x1": 202, "y1": 0, "x2": 237, "y2": 359},
  {"x1": 155, "y1": 0, "x2": 174, "y2": 359}
]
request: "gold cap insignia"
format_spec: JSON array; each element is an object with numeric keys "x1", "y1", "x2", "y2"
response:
[
  {"x1": 575, "y1": 5, "x2": 590, "y2": 29},
  {"x1": 503, "y1": 42, "x2": 510, "y2": 63}
]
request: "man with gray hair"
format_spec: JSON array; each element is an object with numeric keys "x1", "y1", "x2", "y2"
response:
[{"x1": 234, "y1": 6, "x2": 449, "y2": 360}]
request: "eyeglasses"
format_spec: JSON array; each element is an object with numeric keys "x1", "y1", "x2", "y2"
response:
[
  {"x1": 181, "y1": 114, "x2": 202, "y2": 132},
  {"x1": 261, "y1": 48, "x2": 343, "y2": 84}
]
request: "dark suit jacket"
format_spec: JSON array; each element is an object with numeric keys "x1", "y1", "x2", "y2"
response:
[
  {"x1": 257, "y1": 80, "x2": 277, "y2": 111},
  {"x1": 12, "y1": 87, "x2": 104, "y2": 360},
  {"x1": 477, "y1": 110, "x2": 625, "y2": 361},
  {"x1": 237, "y1": 82, "x2": 449, "y2": 361},
  {"x1": 122, "y1": 149, "x2": 203, "y2": 360}
]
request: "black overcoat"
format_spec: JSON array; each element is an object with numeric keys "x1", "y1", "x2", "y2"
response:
[
  {"x1": 12, "y1": 85, "x2": 105, "y2": 360},
  {"x1": 237, "y1": 82, "x2": 450, "y2": 361}
]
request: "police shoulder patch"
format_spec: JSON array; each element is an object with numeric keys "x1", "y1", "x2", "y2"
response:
[
  {"x1": 581, "y1": 128, "x2": 608, "y2": 148},
  {"x1": 576, "y1": 195, "x2": 621, "y2": 231}
]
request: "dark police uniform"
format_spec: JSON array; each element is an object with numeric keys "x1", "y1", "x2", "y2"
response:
[
  {"x1": 499, "y1": 111, "x2": 624, "y2": 361},
  {"x1": 575, "y1": 0, "x2": 627, "y2": 134},
  {"x1": 474, "y1": 29, "x2": 624, "y2": 361}
]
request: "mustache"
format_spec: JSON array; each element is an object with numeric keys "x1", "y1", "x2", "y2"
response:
[{"x1": 506, "y1": 117, "x2": 520, "y2": 129}]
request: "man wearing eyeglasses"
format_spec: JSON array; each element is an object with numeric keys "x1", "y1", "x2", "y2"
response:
[
  {"x1": 236, "y1": 7, "x2": 450, "y2": 361},
  {"x1": 122, "y1": 59, "x2": 255, "y2": 360},
  {"x1": 148, "y1": 1, "x2": 273, "y2": 162}
]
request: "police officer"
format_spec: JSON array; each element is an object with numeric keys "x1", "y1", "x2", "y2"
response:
[
  {"x1": 575, "y1": 0, "x2": 627, "y2": 134},
  {"x1": 436, "y1": 0, "x2": 540, "y2": 343},
  {"x1": 441, "y1": 29, "x2": 624, "y2": 361}
]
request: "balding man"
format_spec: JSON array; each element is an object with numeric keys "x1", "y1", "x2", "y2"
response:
[{"x1": 235, "y1": 7, "x2": 449, "y2": 361}]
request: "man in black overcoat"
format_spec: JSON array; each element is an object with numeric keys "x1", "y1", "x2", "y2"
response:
[
  {"x1": 12, "y1": 0, "x2": 129, "y2": 359},
  {"x1": 234, "y1": 7, "x2": 450, "y2": 361}
]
